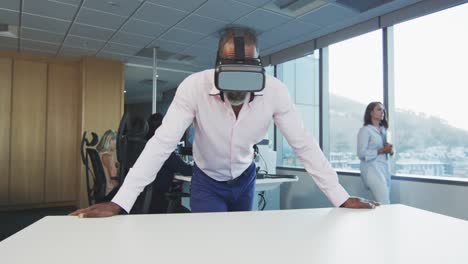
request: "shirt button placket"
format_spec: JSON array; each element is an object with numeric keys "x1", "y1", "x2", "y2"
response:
[
  {"x1": 230, "y1": 113, "x2": 239, "y2": 179},
  {"x1": 225, "y1": 104, "x2": 236, "y2": 179}
]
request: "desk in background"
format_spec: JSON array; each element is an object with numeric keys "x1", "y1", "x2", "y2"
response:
[
  {"x1": 175, "y1": 175, "x2": 298, "y2": 210},
  {"x1": 1, "y1": 205, "x2": 467, "y2": 264}
]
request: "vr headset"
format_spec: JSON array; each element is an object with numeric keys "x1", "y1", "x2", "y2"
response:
[{"x1": 214, "y1": 31, "x2": 265, "y2": 93}]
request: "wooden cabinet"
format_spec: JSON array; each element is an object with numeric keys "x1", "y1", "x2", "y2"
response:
[
  {"x1": 45, "y1": 64, "x2": 80, "y2": 203},
  {"x1": 0, "y1": 54, "x2": 123, "y2": 209},
  {"x1": 0, "y1": 58, "x2": 12, "y2": 205},
  {"x1": 10, "y1": 60, "x2": 47, "y2": 205}
]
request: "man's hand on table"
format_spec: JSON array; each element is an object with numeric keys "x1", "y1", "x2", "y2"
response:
[
  {"x1": 340, "y1": 197, "x2": 380, "y2": 209},
  {"x1": 69, "y1": 202, "x2": 122, "y2": 218}
]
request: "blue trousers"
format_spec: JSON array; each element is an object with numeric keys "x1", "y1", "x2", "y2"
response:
[{"x1": 190, "y1": 162, "x2": 256, "y2": 213}]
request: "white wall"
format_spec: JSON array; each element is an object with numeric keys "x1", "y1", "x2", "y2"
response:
[{"x1": 278, "y1": 168, "x2": 468, "y2": 220}]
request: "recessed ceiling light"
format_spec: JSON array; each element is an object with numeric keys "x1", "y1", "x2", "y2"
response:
[
  {"x1": 107, "y1": 1, "x2": 120, "y2": 7},
  {"x1": 124, "y1": 90, "x2": 127, "y2": 93},
  {"x1": 0, "y1": 24, "x2": 18, "y2": 38}
]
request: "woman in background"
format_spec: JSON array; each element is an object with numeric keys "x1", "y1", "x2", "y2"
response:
[
  {"x1": 96, "y1": 129, "x2": 119, "y2": 196},
  {"x1": 357, "y1": 102, "x2": 393, "y2": 204}
]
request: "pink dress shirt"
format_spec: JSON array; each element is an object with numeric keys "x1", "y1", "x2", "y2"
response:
[{"x1": 112, "y1": 69, "x2": 349, "y2": 212}]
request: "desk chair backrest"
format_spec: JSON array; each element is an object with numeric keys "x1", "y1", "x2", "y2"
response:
[
  {"x1": 124, "y1": 126, "x2": 148, "y2": 174},
  {"x1": 117, "y1": 113, "x2": 149, "y2": 179},
  {"x1": 86, "y1": 147, "x2": 107, "y2": 202},
  {"x1": 116, "y1": 112, "x2": 190, "y2": 214},
  {"x1": 116, "y1": 113, "x2": 152, "y2": 213},
  {"x1": 80, "y1": 132, "x2": 108, "y2": 205}
]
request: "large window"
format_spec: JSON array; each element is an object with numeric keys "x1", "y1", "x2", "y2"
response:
[
  {"x1": 328, "y1": 30, "x2": 383, "y2": 171},
  {"x1": 264, "y1": 65, "x2": 275, "y2": 147},
  {"x1": 393, "y1": 3, "x2": 468, "y2": 178},
  {"x1": 276, "y1": 52, "x2": 320, "y2": 167}
]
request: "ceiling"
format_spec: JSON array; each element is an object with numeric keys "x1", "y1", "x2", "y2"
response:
[
  {"x1": 0, "y1": 0, "x2": 422, "y2": 103},
  {"x1": 124, "y1": 64, "x2": 191, "y2": 103}
]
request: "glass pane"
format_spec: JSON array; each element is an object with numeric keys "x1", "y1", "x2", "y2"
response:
[
  {"x1": 264, "y1": 65, "x2": 275, "y2": 149},
  {"x1": 276, "y1": 52, "x2": 320, "y2": 167},
  {"x1": 265, "y1": 65, "x2": 274, "y2": 76},
  {"x1": 329, "y1": 30, "x2": 383, "y2": 171},
  {"x1": 394, "y1": 3, "x2": 468, "y2": 178},
  {"x1": 124, "y1": 65, "x2": 153, "y2": 120}
]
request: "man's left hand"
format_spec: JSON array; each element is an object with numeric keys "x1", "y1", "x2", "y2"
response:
[{"x1": 340, "y1": 197, "x2": 380, "y2": 209}]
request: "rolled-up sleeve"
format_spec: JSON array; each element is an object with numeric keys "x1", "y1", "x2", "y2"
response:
[
  {"x1": 112, "y1": 76, "x2": 196, "y2": 212},
  {"x1": 272, "y1": 82, "x2": 349, "y2": 207},
  {"x1": 357, "y1": 127, "x2": 378, "y2": 162}
]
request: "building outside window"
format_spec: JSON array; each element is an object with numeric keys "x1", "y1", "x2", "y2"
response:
[
  {"x1": 276, "y1": 52, "x2": 320, "y2": 167},
  {"x1": 264, "y1": 65, "x2": 275, "y2": 148},
  {"x1": 328, "y1": 30, "x2": 383, "y2": 172},
  {"x1": 393, "y1": 3, "x2": 468, "y2": 178}
]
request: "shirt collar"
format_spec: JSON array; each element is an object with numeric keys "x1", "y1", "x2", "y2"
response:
[{"x1": 366, "y1": 124, "x2": 385, "y2": 133}]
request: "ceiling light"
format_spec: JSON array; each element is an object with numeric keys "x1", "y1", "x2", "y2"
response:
[
  {"x1": 265, "y1": 0, "x2": 327, "y2": 17},
  {"x1": 107, "y1": 1, "x2": 120, "y2": 7},
  {"x1": 275, "y1": 0, "x2": 299, "y2": 9},
  {"x1": 0, "y1": 24, "x2": 18, "y2": 38}
]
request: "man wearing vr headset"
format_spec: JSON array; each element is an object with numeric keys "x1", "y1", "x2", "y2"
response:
[{"x1": 71, "y1": 27, "x2": 377, "y2": 218}]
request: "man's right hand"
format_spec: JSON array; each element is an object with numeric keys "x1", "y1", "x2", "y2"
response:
[{"x1": 69, "y1": 202, "x2": 122, "y2": 218}]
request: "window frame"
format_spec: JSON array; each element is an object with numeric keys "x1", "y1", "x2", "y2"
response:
[{"x1": 268, "y1": 1, "x2": 468, "y2": 183}]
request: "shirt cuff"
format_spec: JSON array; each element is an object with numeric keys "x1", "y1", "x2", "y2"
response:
[
  {"x1": 111, "y1": 184, "x2": 139, "y2": 213},
  {"x1": 325, "y1": 184, "x2": 350, "y2": 207}
]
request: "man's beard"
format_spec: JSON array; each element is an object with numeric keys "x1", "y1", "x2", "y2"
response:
[{"x1": 225, "y1": 92, "x2": 247, "y2": 106}]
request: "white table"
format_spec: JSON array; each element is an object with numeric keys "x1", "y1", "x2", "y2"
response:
[
  {"x1": 1, "y1": 204, "x2": 468, "y2": 264},
  {"x1": 174, "y1": 175, "x2": 298, "y2": 191}
]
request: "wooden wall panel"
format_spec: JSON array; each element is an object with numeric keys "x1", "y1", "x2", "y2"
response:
[
  {"x1": 0, "y1": 58, "x2": 12, "y2": 205},
  {"x1": 45, "y1": 63, "x2": 80, "y2": 202},
  {"x1": 82, "y1": 58, "x2": 123, "y2": 134},
  {"x1": 0, "y1": 55, "x2": 123, "y2": 208},
  {"x1": 79, "y1": 58, "x2": 123, "y2": 207},
  {"x1": 10, "y1": 60, "x2": 47, "y2": 205}
]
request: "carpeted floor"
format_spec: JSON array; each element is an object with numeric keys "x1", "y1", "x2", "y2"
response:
[{"x1": 0, "y1": 206, "x2": 77, "y2": 241}]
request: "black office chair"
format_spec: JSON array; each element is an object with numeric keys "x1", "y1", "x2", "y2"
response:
[
  {"x1": 80, "y1": 132, "x2": 117, "y2": 205},
  {"x1": 165, "y1": 183, "x2": 190, "y2": 213},
  {"x1": 117, "y1": 112, "x2": 190, "y2": 214},
  {"x1": 116, "y1": 113, "x2": 153, "y2": 214}
]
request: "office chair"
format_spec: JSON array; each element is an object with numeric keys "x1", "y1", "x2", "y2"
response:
[
  {"x1": 80, "y1": 132, "x2": 118, "y2": 205},
  {"x1": 117, "y1": 112, "x2": 191, "y2": 214},
  {"x1": 117, "y1": 113, "x2": 153, "y2": 214},
  {"x1": 165, "y1": 182, "x2": 190, "y2": 213}
]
